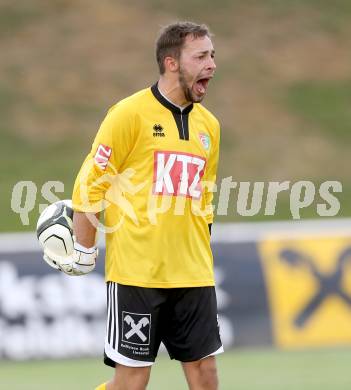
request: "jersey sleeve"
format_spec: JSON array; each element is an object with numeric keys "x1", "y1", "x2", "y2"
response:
[
  {"x1": 203, "y1": 120, "x2": 220, "y2": 224},
  {"x1": 72, "y1": 103, "x2": 135, "y2": 213}
]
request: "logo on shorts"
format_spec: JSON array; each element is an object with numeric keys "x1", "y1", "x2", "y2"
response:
[{"x1": 122, "y1": 312, "x2": 151, "y2": 345}]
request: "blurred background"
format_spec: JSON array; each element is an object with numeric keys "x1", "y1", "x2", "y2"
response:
[{"x1": 1, "y1": 0, "x2": 351, "y2": 389}]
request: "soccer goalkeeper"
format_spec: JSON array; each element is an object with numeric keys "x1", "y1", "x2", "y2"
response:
[{"x1": 58, "y1": 21, "x2": 222, "y2": 390}]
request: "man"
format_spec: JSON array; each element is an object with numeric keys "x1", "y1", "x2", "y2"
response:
[{"x1": 64, "y1": 21, "x2": 221, "y2": 390}]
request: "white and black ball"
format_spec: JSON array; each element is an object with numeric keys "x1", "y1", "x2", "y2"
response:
[{"x1": 37, "y1": 199, "x2": 74, "y2": 259}]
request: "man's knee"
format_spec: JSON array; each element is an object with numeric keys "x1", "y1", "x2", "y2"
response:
[
  {"x1": 183, "y1": 356, "x2": 219, "y2": 390},
  {"x1": 107, "y1": 364, "x2": 151, "y2": 390},
  {"x1": 199, "y1": 358, "x2": 218, "y2": 389}
]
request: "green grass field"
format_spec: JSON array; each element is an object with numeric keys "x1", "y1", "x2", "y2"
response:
[{"x1": 1, "y1": 348, "x2": 351, "y2": 390}]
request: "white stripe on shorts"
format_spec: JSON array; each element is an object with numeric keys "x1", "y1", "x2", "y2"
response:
[
  {"x1": 200, "y1": 345, "x2": 224, "y2": 360},
  {"x1": 104, "y1": 282, "x2": 154, "y2": 368}
]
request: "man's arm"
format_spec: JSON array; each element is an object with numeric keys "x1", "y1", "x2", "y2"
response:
[
  {"x1": 63, "y1": 104, "x2": 134, "y2": 276},
  {"x1": 203, "y1": 120, "x2": 220, "y2": 226},
  {"x1": 73, "y1": 211, "x2": 99, "y2": 248}
]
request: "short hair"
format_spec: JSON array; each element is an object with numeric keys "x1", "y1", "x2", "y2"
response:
[{"x1": 156, "y1": 21, "x2": 211, "y2": 74}]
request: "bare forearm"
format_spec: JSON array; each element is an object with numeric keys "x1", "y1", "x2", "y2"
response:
[{"x1": 73, "y1": 211, "x2": 99, "y2": 248}]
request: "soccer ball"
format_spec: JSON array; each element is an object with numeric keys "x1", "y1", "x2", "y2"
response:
[{"x1": 37, "y1": 200, "x2": 74, "y2": 265}]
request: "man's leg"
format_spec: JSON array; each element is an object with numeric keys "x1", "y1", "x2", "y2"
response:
[
  {"x1": 105, "y1": 364, "x2": 151, "y2": 390},
  {"x1": 101, "y1": 283, "x2": 166, "y2": 390},
  {"x1": 161, "y1": 287, "x2": 222, "y2": 389},
  {"x1": 182, "y1": 356, "x2": 219, "y2": 390}
]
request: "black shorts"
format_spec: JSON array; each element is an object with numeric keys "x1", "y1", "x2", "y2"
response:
[{"x1": 104, "y1": 282, "x2": 223, "y2": 367}]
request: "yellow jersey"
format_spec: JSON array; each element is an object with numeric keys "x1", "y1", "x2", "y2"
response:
[{"x1": 72, "y1": 83, "x2": 220, "y2": 288}]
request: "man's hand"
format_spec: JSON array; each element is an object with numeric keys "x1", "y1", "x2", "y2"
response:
[
  {"x1": 60, "y1": 242, "x2": 98, "y2": 276},
  {"x1": 44, "y1": 242, "x2": 98, "y2": 276}
]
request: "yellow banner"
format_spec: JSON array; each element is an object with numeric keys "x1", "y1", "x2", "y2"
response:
[{"x1": 259, "y1": 236, "x2": 351, "y2": 348}]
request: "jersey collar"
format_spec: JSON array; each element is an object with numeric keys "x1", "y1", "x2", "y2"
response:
[{"x1": 151, "y1": 82, "x2": 194, "y2": 115}]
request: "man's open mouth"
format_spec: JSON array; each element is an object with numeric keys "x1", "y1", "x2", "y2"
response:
[{"x1": 194, "y1": 78, "x2": 211, "y2": 94}]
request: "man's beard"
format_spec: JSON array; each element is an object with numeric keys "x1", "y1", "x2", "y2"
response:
[{"x1": 179, "y1": 66, "x2": 203, "y2": 103}]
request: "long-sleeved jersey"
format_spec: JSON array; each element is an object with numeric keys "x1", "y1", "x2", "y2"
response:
[{"x1": 72, "y1": 83, "x2": 220, "y2": 288}]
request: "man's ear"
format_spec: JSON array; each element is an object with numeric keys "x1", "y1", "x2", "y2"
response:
[{"x1": 164, "y1": 56, "x2": 179, "y2": 73}]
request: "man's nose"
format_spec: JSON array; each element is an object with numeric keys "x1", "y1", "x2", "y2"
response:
[{"x1": 206, "y1": 57, "x2": 216, "y2": 71}]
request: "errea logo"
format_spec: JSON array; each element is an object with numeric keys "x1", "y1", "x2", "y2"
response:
[
  {"x1": 153, "y1": 151, "x2": 206, "y2": 199},
  {"x1": 153, "y1": 124, "x2": 165, "y2": 137}
]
